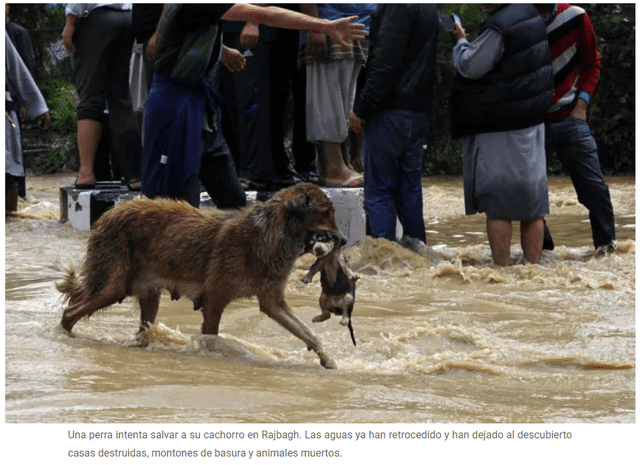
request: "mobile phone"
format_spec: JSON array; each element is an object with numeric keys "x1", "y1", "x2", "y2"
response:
[{"x1": 438, "y1": 13, "x2": 462, "y2": 32}]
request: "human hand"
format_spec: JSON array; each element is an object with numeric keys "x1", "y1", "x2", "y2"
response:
[
  {"x1": 146, "y1": 32, "x2": 158, "y2": 61},
  {"x1": 240, "y1": 23, "x2": 259, "y2": 50},
  {"x1": 324, "y1": 15, "x2": 366, "y2": 49},
  {"x1": 38, "y1": 112, "x2": 52, "y2": 129},
  {"x1": 452, "y1": 22, "x2": 467, "y2": 42},
  {"x1": 571, "y1": 99, "x2": 588, "y2": 121},
  {"x1": 221, "y1": 45, "x2": 246, "y2": 73},
  {"x1": 349, "y1": 112, "x2": 363, "y2": 134},
  {"x1": 20, "y1": 107, "x2": 28, "y2": 121}
]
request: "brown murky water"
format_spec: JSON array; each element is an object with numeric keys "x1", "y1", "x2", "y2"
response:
[{"x1": 4, "y1": 174, "x2": 635, "y2": 424}]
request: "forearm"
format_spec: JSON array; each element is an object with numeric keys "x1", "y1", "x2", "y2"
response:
[
  {"x1": 154, "y1": 4, "x2": 170, "y2": 36},
  {"x1": 64, "y1": 14, "x2": 78, "y2": 28},
  {"x1": 223, "y1": 4, "x2": 331, "y2": 34}
]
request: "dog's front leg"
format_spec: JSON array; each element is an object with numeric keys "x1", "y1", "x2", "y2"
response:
[{"x1": 259, "y1": 292, "x2": 336, "y2": 369}]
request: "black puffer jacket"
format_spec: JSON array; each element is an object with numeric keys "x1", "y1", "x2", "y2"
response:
[
  {"x1": 450, "y1": 4, "x2": 554, "y2": 139},
  {"x1": 353, "y1": 4, "x2": 439, "y2": 120}
]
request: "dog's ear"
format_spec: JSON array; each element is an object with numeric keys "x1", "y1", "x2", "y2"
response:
[
  {"x1": 327, "y1": 230, "x2": 347, "y2": 248},
  {"x1": 285, "y1": 193, "x2": 309, "y2": 222}
]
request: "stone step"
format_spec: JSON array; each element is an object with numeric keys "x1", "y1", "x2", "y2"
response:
[{"x1": 59, "y1": 185, "x2": 366, "y2": 247}]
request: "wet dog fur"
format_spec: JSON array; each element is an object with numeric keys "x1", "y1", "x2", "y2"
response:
[
  {"x1": 56, "y1": 183, "x2": 343, "y2": 369},
  {"x1": 301, "y1": 232, "x2": 359, "y2": 346}
]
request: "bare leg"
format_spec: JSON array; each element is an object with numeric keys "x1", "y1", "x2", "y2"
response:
[
  {"x1": 5, "y1": 187, "x2": 19, "y2": 212},
  {"x1": 318, "y1": 141, "x2": 362, "y2": 187},
  {"x1": 76, "y1": 118, "x2": 102, "y2": 186},
  {"x1": 520, "y1": 218, "x2": 544, "y2": 264},
  {"x1": 487, "y1": 217, "x2": 512, "y2": 266}
]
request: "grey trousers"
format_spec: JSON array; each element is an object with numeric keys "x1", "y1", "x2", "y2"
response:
[{"x1": 71, "y1": 7, "x2": 141, "y2": 180}]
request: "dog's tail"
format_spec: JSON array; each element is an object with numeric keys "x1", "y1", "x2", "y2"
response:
[{"x1": 55, "y1": 261, "x2": 84, "y2": 305}]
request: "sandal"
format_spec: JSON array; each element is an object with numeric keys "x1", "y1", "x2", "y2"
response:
[
  {"x1": 127, "y1": 179, "x2": 141, "y2": 191},
  {"x1": 298, "y1": 170, "x2": 319, "y2": 184},
  {"x1": 319, "y1": 173, "x2": 363, "y2": 188}
]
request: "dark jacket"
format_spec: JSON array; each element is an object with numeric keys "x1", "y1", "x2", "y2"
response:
[
  {"x1": 450, "y1": 4, "x2": 554, "y2": 139},
  {"x1": 153, "y1": 4, "x2": 232, "y2": 80},
  {"x1": 353, "y1": 4, "x2": 438, "y2": 120}
]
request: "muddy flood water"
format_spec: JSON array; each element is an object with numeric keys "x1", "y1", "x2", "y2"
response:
[{"x1": 4, "y1": 175, "x2": 635, "y2": 433}]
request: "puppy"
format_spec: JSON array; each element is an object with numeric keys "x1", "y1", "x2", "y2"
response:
[
  {"x1": 301, "y1": 231, "x2": 359, "y2": 346},
  {"x1": 57, "y1": 183, "x2": 343, "y2": 369}
]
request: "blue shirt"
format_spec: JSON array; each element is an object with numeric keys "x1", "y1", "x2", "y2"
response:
[{"x1": 65, "y1": 3, "x2": 131, "y2": 17}]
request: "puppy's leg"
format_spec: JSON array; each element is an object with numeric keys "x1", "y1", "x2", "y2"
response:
[
  {"x1": 135, "y1": 292, "x2": 160, "y2": 346},
  {"x1": 259, "y1": 290, "x2": 336, "y2": 369},
  {"x1": 301, "y1": 259, "x2": 322, "y2": 284},
  {"x1": 312, "y1": 311, "x2": 331, "y2": 323},
  {"x1": 313, "y1": 294, "x2": 332, "y2": 323}
]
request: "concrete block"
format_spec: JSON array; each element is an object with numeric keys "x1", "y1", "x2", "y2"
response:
[
  {"x1": 59, "y1": 182, "x2": 134, "y2": 231},
  {"x1": 321, "y1": 187, "x2": 366, "y2": 247}
]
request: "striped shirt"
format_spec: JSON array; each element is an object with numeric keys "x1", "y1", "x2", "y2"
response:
[{"x1": 544, "y1": 4, "x2": 601, "y2": 121}]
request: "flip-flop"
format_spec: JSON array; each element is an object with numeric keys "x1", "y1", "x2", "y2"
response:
[
  {"x1": 127, "y1": 179, "x2": 141, "y2": 191},
  {"x1": 299, "y1": 170, "x2": 319, "y2": 184},
  {"x1": 320, "y1": 173, "x2": 363, "y2": 188}
]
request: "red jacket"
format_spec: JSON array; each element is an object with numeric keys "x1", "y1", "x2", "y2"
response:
[{"x1": 544, "y1": 4, "x2": 601, "y2": 121}]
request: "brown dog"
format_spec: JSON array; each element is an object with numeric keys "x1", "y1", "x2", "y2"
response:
[
  {"x1": 57, "y1": 183, "x2": 342, "y2": 369},
  {"x1": 302, "y1": 231, "x2": 359, "y2": 346}
]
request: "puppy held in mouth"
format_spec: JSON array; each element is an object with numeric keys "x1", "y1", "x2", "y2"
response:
[{"x1": 302, "y1": 231, "x2": 359, "y2": 346}]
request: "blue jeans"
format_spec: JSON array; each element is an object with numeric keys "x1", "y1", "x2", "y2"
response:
[
  {"x1": 545, "y1": 117, "x2": 615, "y2": 248},
  {"x1": 364, "y1": 110, "x2": 428, "y2": 242}
]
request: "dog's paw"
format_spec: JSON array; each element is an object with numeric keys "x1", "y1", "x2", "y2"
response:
[
  {"x1": 320, "y1": 357, "x2": 337, "y2": 369},
  {"x1": 131, "y1": 330, "x2": 150, "y2": 348},
  {"x1": 301, "y1": 276, "x2": 312, "y2": 284}
]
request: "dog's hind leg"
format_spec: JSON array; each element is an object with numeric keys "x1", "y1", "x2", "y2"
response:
[
  {"x1": 61, "y1": 285, "x2": 126, "y2": 333},
  {"x1": 200, "y1": 294, "x2": 231, "y2": 335},
  {"x1": 135, "y1": 292, "x2": 161, "y2": 346},
  {"x1": 259, "y1": 292, "x2": 336, "y2": 369}
]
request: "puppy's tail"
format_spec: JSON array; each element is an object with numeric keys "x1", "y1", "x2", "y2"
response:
[
  {"x1": 346, "y1": 298, "x2": 356, "y2": 346},
  {"x1": 55, "y1": 260, "x2": 84, "y2": 305}
]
